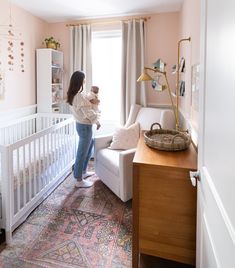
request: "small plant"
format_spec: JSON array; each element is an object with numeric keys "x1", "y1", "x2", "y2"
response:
[{"x1": 43, "y1": 36, "x2": 60, "y2": 50}]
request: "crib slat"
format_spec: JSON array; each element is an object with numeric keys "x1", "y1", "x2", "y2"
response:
[
  {"x1": 58, "y1": 129, "x2": 61, "y2": 172},
  {"x1": 33, "y1": 139, "x2": 37, "y2": 195},
  {"x1": 22, "y1": 145, "x2": 26, "y2": 206},
  {"x1": 28, "y1": 142, "x2": 32, "y2": 200},
  {"x1": 46, "y1": 134, "x2": 50, "y2": 184},
  {"x1": 16, "y1": 148, "x2": 20, "y2": 213},
  {"x1": 42, "y1": 135, "x2": 46, "y2": 187},
  {"x1": 38, "y1": 137, "x2": 42, "y2": 191}
]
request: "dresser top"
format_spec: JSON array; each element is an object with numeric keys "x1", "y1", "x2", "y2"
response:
[{"x1": 133, "y1": 133, "x2": 197, "y2": 170}]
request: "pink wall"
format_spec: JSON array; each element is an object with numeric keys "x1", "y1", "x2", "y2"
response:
[
  {"x1": 47, "y1": 13, "x2": 180, "y2": 105},
  {"x1": 179, "y1": 0, "x2": 201, "y2": 130},
  {"x1": 0, "y1": 0, "x2": 47, "y2": 112},
  {"x1": 145, "y1": 13, "x2": 179, "y2": 106},
  {"x1": 0, "y1": 1, "x2": 200, "y2": 122}
]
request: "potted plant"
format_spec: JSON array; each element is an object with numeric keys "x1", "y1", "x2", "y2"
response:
[{"x1": 44, "y1": 36, "x2": 60, "y2": 50}]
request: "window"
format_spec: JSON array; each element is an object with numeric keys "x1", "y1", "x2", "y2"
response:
[{"x1": 91, "y1": 30, "x2": 122, "y2": 124}]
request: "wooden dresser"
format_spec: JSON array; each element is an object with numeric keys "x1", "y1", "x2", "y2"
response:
[{"x1": 132, "y1": 134, "x2": 197, "y2": 267}]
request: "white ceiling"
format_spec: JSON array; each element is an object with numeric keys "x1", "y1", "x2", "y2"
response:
[{"x1": 11, "y1": 0, "x2": 183, "y2": 23}]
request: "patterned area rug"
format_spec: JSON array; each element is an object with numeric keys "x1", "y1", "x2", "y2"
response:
[{"x1": 0, "y1": 164, "x2": 132, "y2": 268}]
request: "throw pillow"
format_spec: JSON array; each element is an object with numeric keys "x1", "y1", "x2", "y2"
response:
[{"x1": 109, "y1": 122, "x2": 140, "y2": 150}]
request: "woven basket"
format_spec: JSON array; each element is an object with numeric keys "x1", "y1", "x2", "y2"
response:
[{"x1": 144, "y1": 123, "x2": 191, "y2": 151}]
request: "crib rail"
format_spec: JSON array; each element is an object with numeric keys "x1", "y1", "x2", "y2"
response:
[
  {"x1": 0, "y1": 113, "x2": 77, "y2": 243},
  {"x1": 0, "y1": 113, "x2": 72, "y2": 146}
]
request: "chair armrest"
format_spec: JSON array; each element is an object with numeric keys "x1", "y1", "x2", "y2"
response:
[
  {"x1": 119, "y1": 148, "x2": 136, "y2": 158},
  {"x1": 119, "y1": 148, "x2": 136, "y2": 202},
  {"x1": 94, "y1": 134, "x2": 113, "y2": 152}
]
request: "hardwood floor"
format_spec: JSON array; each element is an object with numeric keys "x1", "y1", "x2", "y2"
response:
[{"x1": 140, "y1": 254, "x2": 195, "y2": 268}]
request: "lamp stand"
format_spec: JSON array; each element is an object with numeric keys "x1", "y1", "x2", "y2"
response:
[{"x1": 176, "y1": 37, "x2": 191, "y2": 131}]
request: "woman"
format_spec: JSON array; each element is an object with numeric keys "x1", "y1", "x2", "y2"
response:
[{"x1": 67, "y1": 71, "x2": 100, "y2": 188}]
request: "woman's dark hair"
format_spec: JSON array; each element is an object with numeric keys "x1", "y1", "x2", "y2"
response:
[{"x1": 67, "y1": 71, "x2": 85, "y2": 105}]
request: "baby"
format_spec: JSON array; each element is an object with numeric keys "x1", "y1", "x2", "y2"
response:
[
  {"x1": 86, "y1": 86, "x2": 100, "y2": 113},
  {"x1": 86, "y1": 86, "x2": 101, "y2": 129}
]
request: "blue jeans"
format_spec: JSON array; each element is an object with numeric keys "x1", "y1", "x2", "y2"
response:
[{"x1": 74, "y1": 122, "x2": 94, "y2": 180}]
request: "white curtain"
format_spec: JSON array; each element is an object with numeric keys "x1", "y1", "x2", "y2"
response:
[
  {"x1": 121, "y1": 19, "x2": 146, "y2": 124},
  {"x1": 69, "y1": 25, "x2": 92, "y2": 92}
]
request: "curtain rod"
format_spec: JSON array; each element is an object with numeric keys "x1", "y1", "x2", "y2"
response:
[{"x1": 66, "y1": 16, "x2": 150, "y2": 27}]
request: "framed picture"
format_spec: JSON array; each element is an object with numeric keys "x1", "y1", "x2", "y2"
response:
[
  {"x1": 179, "y1": 80, "x2": 185, "y2": 96},
  {"x1": 179, "y1": 57, "x2": 185, "y2": 73}
]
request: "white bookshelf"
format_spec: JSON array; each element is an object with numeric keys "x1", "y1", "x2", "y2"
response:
[{"x1": 36, "y1": 49, "x2": 63, "y2": 113}]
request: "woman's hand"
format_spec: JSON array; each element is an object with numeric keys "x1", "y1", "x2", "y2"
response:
[{"x1": 96, "y1": 122, "x2": 101, "y2": 130}]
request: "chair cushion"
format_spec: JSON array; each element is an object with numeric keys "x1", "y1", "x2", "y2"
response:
[
  {"x1": 109, "y1": 122, "x2": 140, "y2": 150},
  {"x1": 96, "y1": 148, "x2": 121, "y2": 176}
]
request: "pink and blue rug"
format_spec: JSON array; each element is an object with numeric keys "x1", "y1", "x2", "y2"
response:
[{"x1": 0, "y1": 168, "x2": 132, "y2": 267}]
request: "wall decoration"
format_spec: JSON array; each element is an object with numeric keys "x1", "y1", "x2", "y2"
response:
[
  {"x1": 179, "y1": 80, "x2": 185, "y2": 96},
  {"x1": 0, "y1": 1, "x2": 24, "y2": 72},
  {"x1": 191, "y1": 63, "x2": 200, "y2": 111},
  {"x1": 179, "y1": 57, "x2": 185, "y2": 73},
  {"x1": 0, "y1": 69, "x2": 5, "y2": 99}
]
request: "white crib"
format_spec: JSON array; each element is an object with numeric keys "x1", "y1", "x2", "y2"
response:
[{"x1": 0, "y1": 113, "x2": 77, "y2": 244}]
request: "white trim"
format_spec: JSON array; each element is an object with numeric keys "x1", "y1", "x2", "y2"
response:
[
  {"x1": 0, "y1": 105, "x2": 37, "y2": 123},
  {"x1": 198, "y1": 0, "x2": 207, "y2": 168},
  {"x1": 203, "y1": 214, "x2": 222, "y2": 268},
  {"x1": 202, "y1": 166, "x2": 235, "y2": 245}
]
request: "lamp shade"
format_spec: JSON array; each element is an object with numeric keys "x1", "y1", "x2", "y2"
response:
[{"x1": 137, "y1": 71, "x2": 153, "y2": 82}]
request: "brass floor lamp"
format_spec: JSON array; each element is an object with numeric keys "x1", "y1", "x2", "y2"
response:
[
  {"x1": 137, "y1": 37, "x2": 191, "y2": 131},
  {"x1": 137, "y1": 66, "x2": 179, "y2": 130}
]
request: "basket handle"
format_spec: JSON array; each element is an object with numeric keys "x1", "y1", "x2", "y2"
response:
[
  {"x1": 150, "y1": 122, "x2": 162, "y2": 131},
  {"x1": 171, "y1": 133, "x2": 188, "y2": 145}
]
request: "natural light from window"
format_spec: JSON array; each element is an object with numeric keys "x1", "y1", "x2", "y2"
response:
[{"x1": 92, "y1": 30, "x2": 122, "y2": 124}]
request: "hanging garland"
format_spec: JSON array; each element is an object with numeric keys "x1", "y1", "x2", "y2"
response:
[{"x1": 0, "y1": 2, "x2": 25, "y2": 73}]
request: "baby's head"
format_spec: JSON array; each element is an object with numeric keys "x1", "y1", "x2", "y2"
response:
[{"x1": 91, "y1": 86, "x2": 99, "y2": 94}]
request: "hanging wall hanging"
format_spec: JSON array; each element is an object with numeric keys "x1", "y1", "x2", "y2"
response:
[{"x1": 0, "y1": 1, "x2": 25, "y2": 73}]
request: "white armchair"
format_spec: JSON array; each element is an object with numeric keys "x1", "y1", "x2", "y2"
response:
[{"x1": 94, "y1": 104, "x2": 175, "y2": 202}]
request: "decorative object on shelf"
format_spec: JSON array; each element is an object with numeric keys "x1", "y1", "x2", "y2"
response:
[
  {"x1": 43, "y1": 36, "x2": 60, "y2": 50},
  {"x1": 0, "y1": 1, "x2": 24, "y2": 72},
  {"x1": 144, "y1": 123, "x2": 191, "y2": 151},
  {"x1": 137, "y1": 59, "x2": 179, "y2": 130}
]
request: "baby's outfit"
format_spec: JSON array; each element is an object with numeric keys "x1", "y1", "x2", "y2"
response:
[{"x1": 86, "y1": 91, "x2": 100, "y2": 113}]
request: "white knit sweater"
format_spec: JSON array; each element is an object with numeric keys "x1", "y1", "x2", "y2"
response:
[{"x1": 70, "y1": 92, "x2": 99, "y2": 124}]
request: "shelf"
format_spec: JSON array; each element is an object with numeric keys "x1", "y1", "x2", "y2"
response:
[{"x1": 37, "y1": 48, "x2": 63, "y2": 113}]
